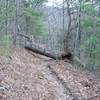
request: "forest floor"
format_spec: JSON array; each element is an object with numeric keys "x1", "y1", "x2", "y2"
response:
[{"x1": 0, "y1": 48, "x2": 100, "y2": 100}]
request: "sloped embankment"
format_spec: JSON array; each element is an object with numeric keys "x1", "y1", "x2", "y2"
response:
[{"x1": 0, "y1": 48, "x2": 99, "y2": 100}]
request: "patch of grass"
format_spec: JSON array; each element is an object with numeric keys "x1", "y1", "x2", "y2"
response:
[
  {"x1": 0, "y1": 47, "x2": 10, "y2": 56},
  {"x1": 0, "y1": 35, "x2": 12, "y2": 56},
  {"x1": 0, "y1": 35, "x2": 12, "y2": 45}
]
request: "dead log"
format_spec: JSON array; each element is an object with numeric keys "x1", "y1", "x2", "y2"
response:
[
  {"x1": 25, "y1": 46, "x2": 72, "y2": 60},
  {"x1": 25, "y1": 46, "x2": 60, "y2": 60}
]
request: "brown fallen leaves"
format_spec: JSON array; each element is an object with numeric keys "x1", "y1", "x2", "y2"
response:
[{"x1": 0, "y1": 48, "x2": 99, "y2": 100}]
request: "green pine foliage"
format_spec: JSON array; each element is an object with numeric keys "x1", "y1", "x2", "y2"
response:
[
  {"x1": 80, "y1": 0, "x2": 100, "y2": 70},
  {"x1": 22, "y1": 0, "x2": 48, "y2": 37},
  {"x1": 22, "y1": 7, "x2": 48, "y2": 37}
]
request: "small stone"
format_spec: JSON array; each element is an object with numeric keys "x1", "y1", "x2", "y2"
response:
[
  {"x1": 23, "y1": 86, "x2": 29, "y2": 90},
  {"x1": 0, "y1": 75, "x2": 5, "y2": 83},
  {"x1": 0, "y1": 86, "x2": 5, "y2": 92}
]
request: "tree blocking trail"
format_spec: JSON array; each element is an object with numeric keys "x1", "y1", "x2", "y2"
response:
[{"x1": 25, "y1": 45, "x2": 73, "y2": 60}]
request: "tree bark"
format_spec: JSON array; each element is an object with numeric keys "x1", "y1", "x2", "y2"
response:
[
  {"x1": 5, "y1": 0, "x2": 8, "y2": 35},
  {"x1": 25, "y1": 45, "x2": 72, "y2": 60},
  {"x1": 64, "y1": 0, "x2": 71, "y2": 52},
  {"x1": 14, "y1": 0, "x2": 20, "y2": 45}
]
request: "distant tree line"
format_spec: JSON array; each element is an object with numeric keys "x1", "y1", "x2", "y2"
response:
[
  {"x1": 63, "y1": 0, "x2": 100, "y2": 71},
  {"x1": 0, "y1": 0, "x2": 47, "y2": 46},
  {"x1": 0, "y1": 0, "x2": 100, "y2": 71}
]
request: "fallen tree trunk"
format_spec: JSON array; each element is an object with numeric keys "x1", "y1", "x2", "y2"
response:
[
  {"x1": 25, "y1": 46, "x2": 60, "y2": 60},
  {"x1": 25, "y1": 46, "x2": 72, "y2": 60}
]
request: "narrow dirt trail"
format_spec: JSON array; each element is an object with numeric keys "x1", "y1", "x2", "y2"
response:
[
  {"x1": 0, "y1": 48, "x2": 100, "y2": 100},
  {"x1": 0, "y1": 48, "x2": 67, "y2": 100}
]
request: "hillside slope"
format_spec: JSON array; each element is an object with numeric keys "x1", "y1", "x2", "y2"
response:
[{"x1": 0, "y1": 48, "x2": 99, "y2": 100}]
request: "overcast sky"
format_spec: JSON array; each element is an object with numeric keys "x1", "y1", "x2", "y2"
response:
[{"x1": 45, "y1": 0, "x2": 63, "y2": 6}]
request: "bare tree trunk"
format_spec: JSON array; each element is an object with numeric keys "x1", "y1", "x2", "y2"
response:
[
  {"x1": 24, "y1": 1, "x2": 30, "y2": 45},
  {"x1": 62, "y1": 0, "x2": 65, "y2": 34},
  {"x1": 98, "y1": 0, "x2": 100, "y2": 16},
  {"x1": 5, "y1": 0, "x2": 8, "y2": 35},
  {"x1": 76, "y1": 0, "x2": 81, "y2": 58},
  {"x1": 64, "y1": 0, "x2": 71, "y2": 52},
  {"x1": 13, "y1": 0, "x2": 20, "y2": 46}
]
